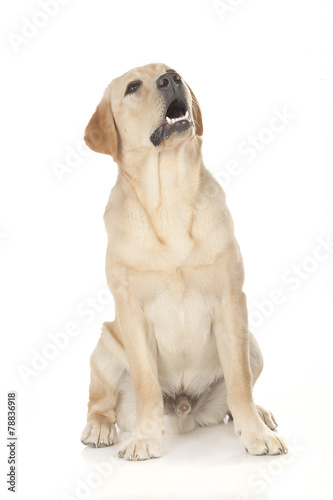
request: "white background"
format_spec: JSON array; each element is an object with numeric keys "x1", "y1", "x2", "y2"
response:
[{"x1": 1, "y1": 0, "x2": 333, "y2": 499}]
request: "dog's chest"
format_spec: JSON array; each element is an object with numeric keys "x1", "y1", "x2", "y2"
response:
[
  {"x1": 144, "y1": 273, "x2": 220, "y2": 374},
  {"x1": 147, "y1": 285, "x2": 211, "y2": 349}
]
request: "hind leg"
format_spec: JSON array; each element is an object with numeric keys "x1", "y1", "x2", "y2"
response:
[{"x1": 81, "y1": 321, "x2": 127, "y2": 447}]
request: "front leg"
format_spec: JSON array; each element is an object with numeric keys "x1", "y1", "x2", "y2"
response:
[
  {"x1": 213, "y1": 289, "x2": 288, "y2": 455},
  {"x1": 115, "y1": 297, "x2": 164, "y2": 460}
]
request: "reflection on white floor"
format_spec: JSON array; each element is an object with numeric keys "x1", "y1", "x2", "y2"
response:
[
  {"x1": 74, "y1": 388, "x2": 332, "y2": 500},
  {"x1": 4, "y1": 362, "x2": 333, "y2": 500}
]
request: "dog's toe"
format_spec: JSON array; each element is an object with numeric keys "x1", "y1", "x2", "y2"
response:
[
  {"x1": 81, "y1": 421, "x2": 117, "y2": 448},
  {"x1": 118, "y1": 438, "x2": 162, "y2": 461},
  {"x1": 256, "y1": 405, "x2": 278, "y2": 430},
  {"x1": 242, "y1": 428, "x2": 288, "y2": 455}
]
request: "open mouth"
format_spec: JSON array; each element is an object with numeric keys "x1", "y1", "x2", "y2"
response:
[{"x1": 150, "y1": 98, "x2": 193, "y2": 147}]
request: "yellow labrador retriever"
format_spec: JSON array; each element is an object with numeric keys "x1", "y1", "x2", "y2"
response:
[{"x1": 80, "y1": 63, "x2": 288, "y2": 460}]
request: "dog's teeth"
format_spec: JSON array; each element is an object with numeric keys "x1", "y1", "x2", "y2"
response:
[{"x1": 166, "y1": 113, "x2": 189, "y2": 126}]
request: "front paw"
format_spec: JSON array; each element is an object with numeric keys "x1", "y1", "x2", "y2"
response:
[
  {"x1": 118, "y1": 437, "x2": 162, "y2": 461},
  {"x1": 81, "y1": 420, "x2": 117, "y2": 448},
  {"x1": 241, "y1": 426, "x2": 288, "y2": 455}
]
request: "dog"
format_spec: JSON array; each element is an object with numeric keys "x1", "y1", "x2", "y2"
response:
[{"x1": 80, "y1": 63, "x2": 288, "y2": 460}]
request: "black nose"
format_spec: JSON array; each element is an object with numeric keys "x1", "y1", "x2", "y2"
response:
[{"x1": 156, "y1": 71, "x2": 182, "y2": 89}]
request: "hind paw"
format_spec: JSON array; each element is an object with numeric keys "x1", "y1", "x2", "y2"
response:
[{"x1": 256, "y1": 405, "x2": 278, "y2": 430}]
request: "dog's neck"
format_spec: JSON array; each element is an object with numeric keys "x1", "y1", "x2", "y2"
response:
[{"x1": 117, "y1": 137, "x2": 203, "y2": 240}]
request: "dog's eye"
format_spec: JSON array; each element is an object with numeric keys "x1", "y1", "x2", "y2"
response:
[{"x1": 125, "y1": 81, "x2": 141, "y2": 96}]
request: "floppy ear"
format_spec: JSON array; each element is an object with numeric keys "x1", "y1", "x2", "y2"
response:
[
  {"x1": 84, "y1": 92, "x2": 118, "y2": 161},
  {"x1": 187, "y1": 85, "x2": 203, "y2": 137}
]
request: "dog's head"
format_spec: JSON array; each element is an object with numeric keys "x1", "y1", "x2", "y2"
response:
[{"x1": 84, "y1": 63, "x2": 203, "y2": 162}]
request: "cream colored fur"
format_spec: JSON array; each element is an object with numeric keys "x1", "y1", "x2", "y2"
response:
[{"x1": 80, "y1": 63, "x2": 288, "y2": 460}]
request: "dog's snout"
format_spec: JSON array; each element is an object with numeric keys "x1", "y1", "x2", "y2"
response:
[{"x1": 156, "y1": 72, "x2": 182, "y2": 89}]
